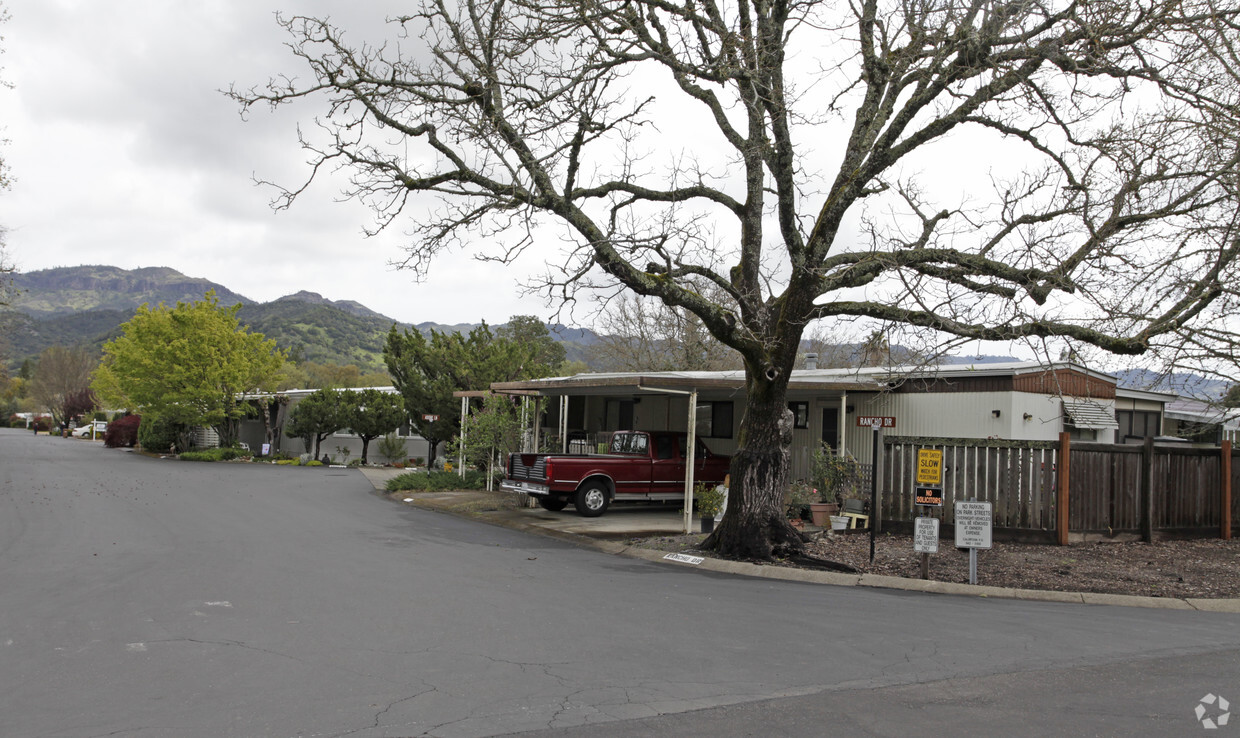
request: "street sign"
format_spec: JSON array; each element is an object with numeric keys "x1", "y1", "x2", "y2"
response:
[
  {"x1": 855, "y1": 416, "x2": 895, "y2": 429},
  {"x1": 917, "y1": 448, "x2": 943, "y2": 485},
  {"x1": 915, "y1": 486, "x2": 943, "y2": 507},
  {"x1": 954, "y1": 501, "x2": 993, "y2": 549},
  {"x1": 913, "y1": 517, "x2": 939, "y2": 553},
  {"x1": 423, "y1": 414, "x2": 441, "y2": 422}
]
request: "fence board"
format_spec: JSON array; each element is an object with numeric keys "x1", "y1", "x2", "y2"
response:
[{"x1": 882, "y1": 436, "x2": 1225, "y2": 538}]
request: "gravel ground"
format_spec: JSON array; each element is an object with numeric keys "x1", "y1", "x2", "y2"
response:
[{"x1": 631, "y1": 531, "x2": 1240, "y2": 599}]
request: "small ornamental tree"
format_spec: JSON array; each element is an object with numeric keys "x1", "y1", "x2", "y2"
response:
[
  {"x1": 104, "y1": 415, "x2": 141, "y2": 448},
  {"x1": 284, "y1": 388, "x2": 346, "y2": 458},
  {"x1": 63, "y1": 388, "x2": 98, "y2": 425},
  {"x1": 340, "y1": 388, "x2": 405, "y2": 465},
  {"x1": 451, "y1": 393, "x2": 522, "y2": 488}
]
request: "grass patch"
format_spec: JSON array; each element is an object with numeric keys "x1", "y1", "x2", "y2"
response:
[
  {"x1": 179, "y1": 447, "x2": 242, "y2": 462},
  {"x1": 386, "y1": 469, "x2": 490, "y2": 492}
]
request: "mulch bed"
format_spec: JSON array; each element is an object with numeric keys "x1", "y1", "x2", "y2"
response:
[{"x1": 632, "y1": 530, "x2": 1240, "y2": 599}]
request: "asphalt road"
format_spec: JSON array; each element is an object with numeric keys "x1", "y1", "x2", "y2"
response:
[{"x1": 2, "y1": 428, "x2": 1238, "y2": 737}]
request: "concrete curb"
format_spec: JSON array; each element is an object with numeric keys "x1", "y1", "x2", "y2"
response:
[{"x1": 380, "y1": 485, "x2": 1240, "y2": 613}]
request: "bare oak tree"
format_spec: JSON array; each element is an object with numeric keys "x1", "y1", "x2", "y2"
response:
[
  {"x1": 29, "y1": 345, "x2": 97, "y2": 429},
  {"x1": 234, "y1": 0, "x2": 1240, "y2": 559}
]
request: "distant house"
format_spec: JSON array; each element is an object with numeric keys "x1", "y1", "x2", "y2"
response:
[
  {"x1": 237, "y1": 387, "x2": 439, "y2": 463},
  {"x1": 491, "y1": 360, "x2": 1144, "y2": 480}
]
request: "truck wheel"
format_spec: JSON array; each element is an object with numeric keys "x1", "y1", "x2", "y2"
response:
[
  {"x1": 574, "y1": 482, "x2": 610, "y2": 517},
  {"x1": 538, "y1": 497, "x2": 569, "y2": 512}
]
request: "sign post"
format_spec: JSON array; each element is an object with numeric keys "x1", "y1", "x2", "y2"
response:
[
  {"x1": 913, "y1": 448, "x2": 944, "y2": 579},
  {"x1": 913, "y1": 516, "x2": 939, "y2": 579},
  {"x1": 954, "y1": 500, "x2": 993, "y2": 585},
  {"x1": 855, "y1": 416, "x2": 894, "y2": 563}
]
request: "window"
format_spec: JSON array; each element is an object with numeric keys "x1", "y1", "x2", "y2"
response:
[
  {"x1": 605, "y1": 399, "x2": 635, "y2": 431},
  {"x1": 821, "y1": 408, "x2": 839, "y2": 449},
  {"x1": 1117, "y1": 410, "x2": 1162, "y2": 442},
  {"x1": 789, "y1": 401, "x2": 809, "y2": 429},
  {"x1": 695, "y1": 401, "x2": 734, "y2": 439}
]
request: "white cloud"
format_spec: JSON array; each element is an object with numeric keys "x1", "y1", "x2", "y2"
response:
[{"x1": 0, "y1": 0, "x2": 552, "y2": 325}]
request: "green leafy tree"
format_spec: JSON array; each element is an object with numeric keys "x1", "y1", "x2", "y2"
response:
[
  {"x1": 93, "y1": 292, "x2": 286, "y2": 447},
  {"x1": 496, "y1": 316, "x2": 567, "y2": 377},
  {"x1": 284, "y1": 388, "x2": 347, "y2": 458},
  {"x1": 1224, "y1": 384, "x2": 1240, "y2": 409},
  {"x1": 238, "y1": 2, "x2": 1240, "y2": 560},
  {"x1": 384, "y1": 321, "x2": 555, "y2": 467},
  {"x1": 340, "y1": 388, "x2": 405, "y2": 464}
]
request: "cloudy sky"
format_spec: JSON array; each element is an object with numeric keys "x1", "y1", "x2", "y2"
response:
[{"x1": 1, "y1": 0, "x2": 555, "y2": 325}]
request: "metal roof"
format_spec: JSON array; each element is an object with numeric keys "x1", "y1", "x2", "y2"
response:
[{"x1": 1062, "y1": 399, "x2": 1120, "y2": 429}]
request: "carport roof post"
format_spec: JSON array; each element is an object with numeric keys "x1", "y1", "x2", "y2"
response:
[{"x1": 635, "y1": 384, "x2": 700, "y2": 535}]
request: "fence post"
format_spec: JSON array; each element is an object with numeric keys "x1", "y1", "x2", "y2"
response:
[
  {"x1": 1141, "y1": 436, "x2": 1155, "y2": 544},
  {"x1": 1057, "y1": 432, "x2": 1071, "y2": 546},
  {"x1": 1223, "y1": 440, "x2": 1232, "y2": 541}
]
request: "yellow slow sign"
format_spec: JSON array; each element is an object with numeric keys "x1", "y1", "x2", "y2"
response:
[{"x1": 916, "y1": 449, "x2": 943, "y2": 485}]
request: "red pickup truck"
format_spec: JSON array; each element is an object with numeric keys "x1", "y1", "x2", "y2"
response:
[{"x1": 503, "y1": 430, "x2": 731, "y2": 517}]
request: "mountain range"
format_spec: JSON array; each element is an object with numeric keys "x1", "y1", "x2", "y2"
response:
[
  {"x1": 2, "y1": 265, "x2": 1231, "y2": 399},
  {"x1": 2, "y1": 265, "x2": 597, "y2": 371}
]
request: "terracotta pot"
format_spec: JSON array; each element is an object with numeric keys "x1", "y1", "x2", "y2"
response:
[{"x1": 809, "y1": 502, "x2": 839, "y2": 527}]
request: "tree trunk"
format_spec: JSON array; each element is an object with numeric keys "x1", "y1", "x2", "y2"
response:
[
  {"x1": 700, "y1": 367, "x2": 805, "y2": 560},
  {"x1": 360, "y1": 437, "x2": 371, "y2": 465}
]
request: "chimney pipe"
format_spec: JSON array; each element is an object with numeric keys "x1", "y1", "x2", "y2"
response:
[{"x1": 805, "y1": 352, "x2": 819, "y2": 371}]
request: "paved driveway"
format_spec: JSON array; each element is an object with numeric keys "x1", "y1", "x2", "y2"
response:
[{"x1": 3, "y1": 429, "x2": 1238, "y2": 737}]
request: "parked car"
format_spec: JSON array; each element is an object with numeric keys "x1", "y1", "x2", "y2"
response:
[
  {"x1": 503, "y1": 430, "x2": 731, "y2": 517},
  {"x1": 70, "y1": 420, "x2": 109, "y2": 438}
]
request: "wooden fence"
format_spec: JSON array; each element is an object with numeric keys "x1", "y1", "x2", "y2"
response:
[{"x1": 880, "y1": 435, "x2": 1235, "y2": 543}]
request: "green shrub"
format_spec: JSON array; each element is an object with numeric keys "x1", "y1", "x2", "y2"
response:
[
  {"x1": 377, "y1": 432, "x2": 407, "y2": 464},
  {"x1": 386, "y1": 469, "x2": 488, "y2": 492},
  {"x1": 179, "y1": 447, "x2": 241, "y2": 462},
  {"x1": 275, "y1": 459, "x2": 298, "y2": 466},
  {"x1": 138, "y1": 416, "x2": 182, "y2": 452},
  {"x1": 306, "y1": 460, "x2": 324, "y2": 467}
]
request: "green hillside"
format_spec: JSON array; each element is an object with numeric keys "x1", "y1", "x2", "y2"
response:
[
  {"x1": 237, "y1": 301, "x2": 400, "y2": 370},
  {"x1": 1, "y1": 265, "x2": 599, "y2": 374}
]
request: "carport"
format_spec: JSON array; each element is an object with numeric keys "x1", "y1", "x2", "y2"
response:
[{"x1": 484, "y1": 370, "x2": 875, "y2": 531}]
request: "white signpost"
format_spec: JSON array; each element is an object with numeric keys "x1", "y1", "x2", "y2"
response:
[
  {"x1": 954, "y1": 500, "x2": 993, "y2": 584},
  {"x1": 913, "y1": 517, "x2": 939, "y2": 554}
]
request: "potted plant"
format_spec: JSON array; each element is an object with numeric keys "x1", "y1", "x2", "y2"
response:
[
  {"x1": 808, "y1": 494, "x2": 838, "y2": 527},
  {"x1": 810, "y1": 442, "x2": 863, "y2": 525},
  {"x1": 694, "y1": 482, "x2": 725, "y2": 534},
  {"x1": 783, "y1": 481, "x2": 814, "y2": 528}
]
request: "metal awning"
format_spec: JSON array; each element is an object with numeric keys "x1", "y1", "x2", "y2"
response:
[{"x1": 1062, "y1": 399, "x2": 1119, "y2": 429}]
